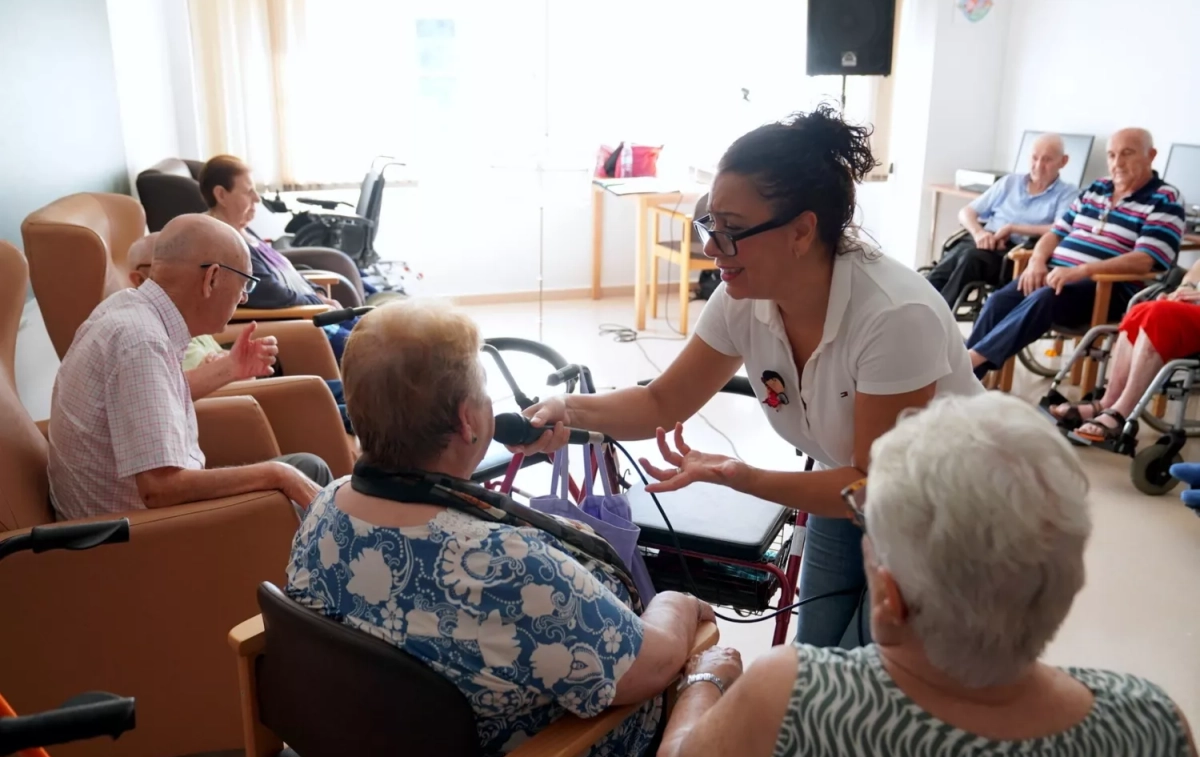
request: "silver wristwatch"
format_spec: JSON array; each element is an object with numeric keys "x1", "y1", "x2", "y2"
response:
[{"x1": 677, "y1": 672, "x2": 726, "y2": 695}]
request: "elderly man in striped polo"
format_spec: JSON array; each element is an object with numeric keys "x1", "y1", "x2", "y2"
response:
[{"x1": 966, "y1": 128, "x2": 1184, "y2": 379}]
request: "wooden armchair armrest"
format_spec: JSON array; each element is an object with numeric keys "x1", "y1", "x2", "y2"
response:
[
  {"x1": 1006, "y1": 248, "x2": 1032, "y2": 262},
  {"x1": 229, "y1": 614, "x2": 266, "y2": 657},
  {"x1": 507, "y1": 622, "x2": 720, "y2": 757},
  {"x1": 1090, "y1": 273, "x2": 1159, "y2": 283},
  {"x1": 232, "y1": 304, "x2": 331, "y2": 322},
  {"x1": 300, "y1": 270, "x2": 341, "y2": 292}
]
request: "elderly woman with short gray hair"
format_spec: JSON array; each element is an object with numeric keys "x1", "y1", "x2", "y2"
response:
[{"x1": 657, "y1": 392, "x2": 1196, "y2": 757}]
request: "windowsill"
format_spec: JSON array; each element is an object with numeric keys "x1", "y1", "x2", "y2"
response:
[{"x1": 270, "y1": 177, "x2": 421, "y2": 192}]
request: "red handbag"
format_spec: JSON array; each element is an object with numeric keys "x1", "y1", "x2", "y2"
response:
[{"x1": 595, "y1": 142, "x2": 662, "y2": 178}]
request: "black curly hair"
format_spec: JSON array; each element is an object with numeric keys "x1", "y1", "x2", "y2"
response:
[{"x1": 718, "y1": 103, "x2": 878, "y2": 251}]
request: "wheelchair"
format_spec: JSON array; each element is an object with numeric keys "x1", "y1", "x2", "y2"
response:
[
  {"x1": 0, "y1": 521, "x2": 136, "y2": 755},
  {"x1": 265, "y1": 156, "x2": 412, "y2": 296},
  {"x1": 920, "y1": 229, "x2": 1031, "y2": 322},
  {"x1": 1005, "y1": 255, "x2": 1180, "y2": 384},
  {"x1": 1035, "y1": 268, "x2": 1197, "y2": 495}
]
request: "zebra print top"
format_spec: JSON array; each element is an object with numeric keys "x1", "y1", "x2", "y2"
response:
[{"x1": 773, "y1": 644, "x2": 1190, "y2": 756}]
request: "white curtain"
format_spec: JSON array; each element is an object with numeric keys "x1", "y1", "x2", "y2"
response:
[{"x1": 188, "y1": 0, "x2": 895, "y2": 188}]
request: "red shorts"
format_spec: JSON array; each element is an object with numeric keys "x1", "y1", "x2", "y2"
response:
[{"x1": 1120, "y1": 299, "x2": 1200, "y2": 361}]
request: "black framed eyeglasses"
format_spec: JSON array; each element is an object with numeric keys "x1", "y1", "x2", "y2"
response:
[
  {"x1": 693, "y1": 213, "x2": 795, "y2": 258},
  {"x1": 200, "y1": 263, "x2": 259, "y2": 294},
  {"x1": 841, "y1": 478, "x2": 867, "y2": 531}
]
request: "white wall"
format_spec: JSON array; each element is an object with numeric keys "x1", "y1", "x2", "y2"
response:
[
  {"x1": 995, "y1": 0, "x2": 1200, "y2": 178},
  {"x1": 118, "y1": 0, "x2": 1020, "y2": 296},
  {"x1": 105, "y1": 0, "x2": 197, "y2": 195},
  {"x1": 992, "y1": 0, "x2": 1200, "y2": 268},
  {"x1": 876, "y1": 0, "x2": 1013, "y2": 268}
]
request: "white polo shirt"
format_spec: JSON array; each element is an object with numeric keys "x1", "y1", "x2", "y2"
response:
[{"x1": 695, "y1": 245, "x2": 982, "y2": 469}]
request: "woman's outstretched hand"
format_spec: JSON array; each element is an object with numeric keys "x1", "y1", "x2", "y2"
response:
[
  {"x1": 504, "y1": 395, "x2": 572, "y2": 456},
  {"x1": 640, "y1": 423, "x2": 746, "y2": 494}
]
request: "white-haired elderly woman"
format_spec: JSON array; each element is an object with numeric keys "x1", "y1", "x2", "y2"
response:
[
  {"x1": 656, "y1": 392, "x2": 1196, "y2": 757},
  {"x1": 286, "y1": 300, "x2": 714, "y2": 756}
]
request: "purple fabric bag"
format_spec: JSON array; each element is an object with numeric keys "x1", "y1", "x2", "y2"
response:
[{"x1": 529, "y1": 445, "x2": 657, "y2": 603}]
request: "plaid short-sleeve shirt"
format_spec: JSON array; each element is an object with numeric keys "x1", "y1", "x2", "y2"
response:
[{"x1": 48, "y1": 280, "x2": 205, "y2": 520}]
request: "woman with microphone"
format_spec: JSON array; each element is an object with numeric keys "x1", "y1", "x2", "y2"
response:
[{"x1": 516, "y1": 105, "x2": 982, "y2": 647}]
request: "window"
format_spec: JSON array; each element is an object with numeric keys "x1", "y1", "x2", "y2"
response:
[{"x1": 189, "y1": 0, "x2": 893, "y2": 187}]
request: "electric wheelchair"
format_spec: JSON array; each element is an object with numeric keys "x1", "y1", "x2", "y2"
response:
[
  {"x1": 1035, "y1": 266, "x2": 1197, "y2": 495},
  {"x1": 265, "y1": 156, "x2": 412, "y2": 296}
]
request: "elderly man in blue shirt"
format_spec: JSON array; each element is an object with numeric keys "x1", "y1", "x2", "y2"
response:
[{"x1": 926, "y1": 133, "x2": 1079, "y2": 310}]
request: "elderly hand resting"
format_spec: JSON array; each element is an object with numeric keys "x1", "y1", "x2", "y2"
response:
[
  {"x1": 640, "y1": 423, "x2": 747, "y2": 494},
  {"x1": 1166, "y1": 286, "x2": 1200, "y2": 303}
]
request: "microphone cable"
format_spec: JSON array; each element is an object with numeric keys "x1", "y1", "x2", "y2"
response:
[{"x1": 610, "y1": 439, "x2": 863, "y2": 625}]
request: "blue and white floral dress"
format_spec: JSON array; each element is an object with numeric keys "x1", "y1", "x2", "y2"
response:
[{"x1": 286, "y1": 479, "x2": 660, "y2": 756}]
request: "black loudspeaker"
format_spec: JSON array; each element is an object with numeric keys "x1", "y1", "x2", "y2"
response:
[{"x1": 806, "y1": 0, "x2": 896, "y2": 77}]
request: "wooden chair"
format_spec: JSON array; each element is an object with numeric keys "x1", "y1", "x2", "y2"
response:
[
  {"x1": 995, "y1": 249, "x2": 1158, "y2": 394},
  {"x1": 648, "y1": 194, "x2": 716, "y2": 336},
  {"x1": 229, "y1": 582, "x2": 719, "y2": 757}
]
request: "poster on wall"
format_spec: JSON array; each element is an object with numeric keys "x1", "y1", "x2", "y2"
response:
[{"x1": 956, "y1": 0, "x2": 994, "y2": 23}]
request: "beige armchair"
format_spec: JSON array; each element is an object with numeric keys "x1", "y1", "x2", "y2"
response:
[
  {"x1": 0, "y1": 240, "x2": 302, "y2": 757},
  {"x1": 20, "y1": 193, "x2": 351, "y2": 467}
]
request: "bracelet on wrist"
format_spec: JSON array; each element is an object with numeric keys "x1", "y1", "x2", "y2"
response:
[{"x1": 677, "y1": 672, "x2": 725, "y2": 696}]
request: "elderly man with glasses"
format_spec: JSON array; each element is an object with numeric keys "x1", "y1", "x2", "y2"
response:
[
  {"x1": 126, "y1": 233, "x2": 354, "y2": 435},
  {"x1": 47, "y1": 214, "x2": 332, "y2": 521}
]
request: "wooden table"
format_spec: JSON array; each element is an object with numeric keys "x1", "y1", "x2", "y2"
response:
[
  {"x1": 591, "y1": 178, "x2": 708, "y2": 330},
  {"x1": 928, "y1": 183, "x2": 983, "y2": 261}
]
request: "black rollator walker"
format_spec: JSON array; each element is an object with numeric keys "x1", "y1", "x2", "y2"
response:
[{"x1": 0, "y1": 521, "x2": 136, "y2": 756}]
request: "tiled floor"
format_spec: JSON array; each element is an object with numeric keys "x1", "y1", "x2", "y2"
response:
[{"x1": 16, "y1": 291, "x2": 1200, "y2": 728}]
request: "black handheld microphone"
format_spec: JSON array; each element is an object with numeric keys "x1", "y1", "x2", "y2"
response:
[
  {"x1": 312, "y1": 306, "x2": 374, "y2": 327},
  {"x1": 492, "y1": 412, "x2": 605, "y2": 446}
]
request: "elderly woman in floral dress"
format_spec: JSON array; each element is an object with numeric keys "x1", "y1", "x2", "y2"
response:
[{"x1": 286, "y1": 299, "x2": 710, "y2": 756}]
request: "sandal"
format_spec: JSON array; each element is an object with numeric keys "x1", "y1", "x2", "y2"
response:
[
  {"x1": 1070, "y1": 410, "x2": 1127, "y2": 445},
  {"x1": 1050, "y1": 400, "x2": 1102, "y2": 431}
]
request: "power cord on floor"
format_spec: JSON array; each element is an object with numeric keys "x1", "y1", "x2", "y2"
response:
[{"x1": 599, "y1": 325, "x2": 744, "y2": 462}]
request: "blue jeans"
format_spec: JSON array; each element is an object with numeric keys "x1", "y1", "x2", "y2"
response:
[
  {"x1": 794, "y1": 515, "x2": 871, "y2": 647},
  {"x1": 321, "y1": 320, "x2": 356, "y2": 362},
  {"x1": 966, "y1": 279, "x2": 1128, "y2": 378}
]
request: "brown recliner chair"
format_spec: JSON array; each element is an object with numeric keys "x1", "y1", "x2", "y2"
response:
[
  {"x1": 0, "y1": 239, "x2": 301, "y2": 757},
  {"x1": 136, "y1": 158, "x2": 366, "y2": 306},
  {"x1": 21, "y1": 192, "x2": 354, "y2": 476},
  {"x1": 135, "y1": 157, "x2": 208, "y2": 233}
]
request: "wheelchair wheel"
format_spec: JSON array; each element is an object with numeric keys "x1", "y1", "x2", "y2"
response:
[
  {"x1": 1138, "y1": 396, "x2": 1200, "y2": 437},
  {"x1": 1017, "y1": 337, "x2": 1070, "y2": 378},
  {"x1": 1130, "y1": 443, "x2": 1183, "y2": 496}
]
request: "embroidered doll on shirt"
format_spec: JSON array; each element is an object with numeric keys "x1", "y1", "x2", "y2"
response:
[{"x1": 761, "y1": 370, "x2": 789, "y2": 411}]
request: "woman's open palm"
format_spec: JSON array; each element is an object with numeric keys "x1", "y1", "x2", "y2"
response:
[{"x1": 640, "y1": 423, "x2": 742, "y2": 494}]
